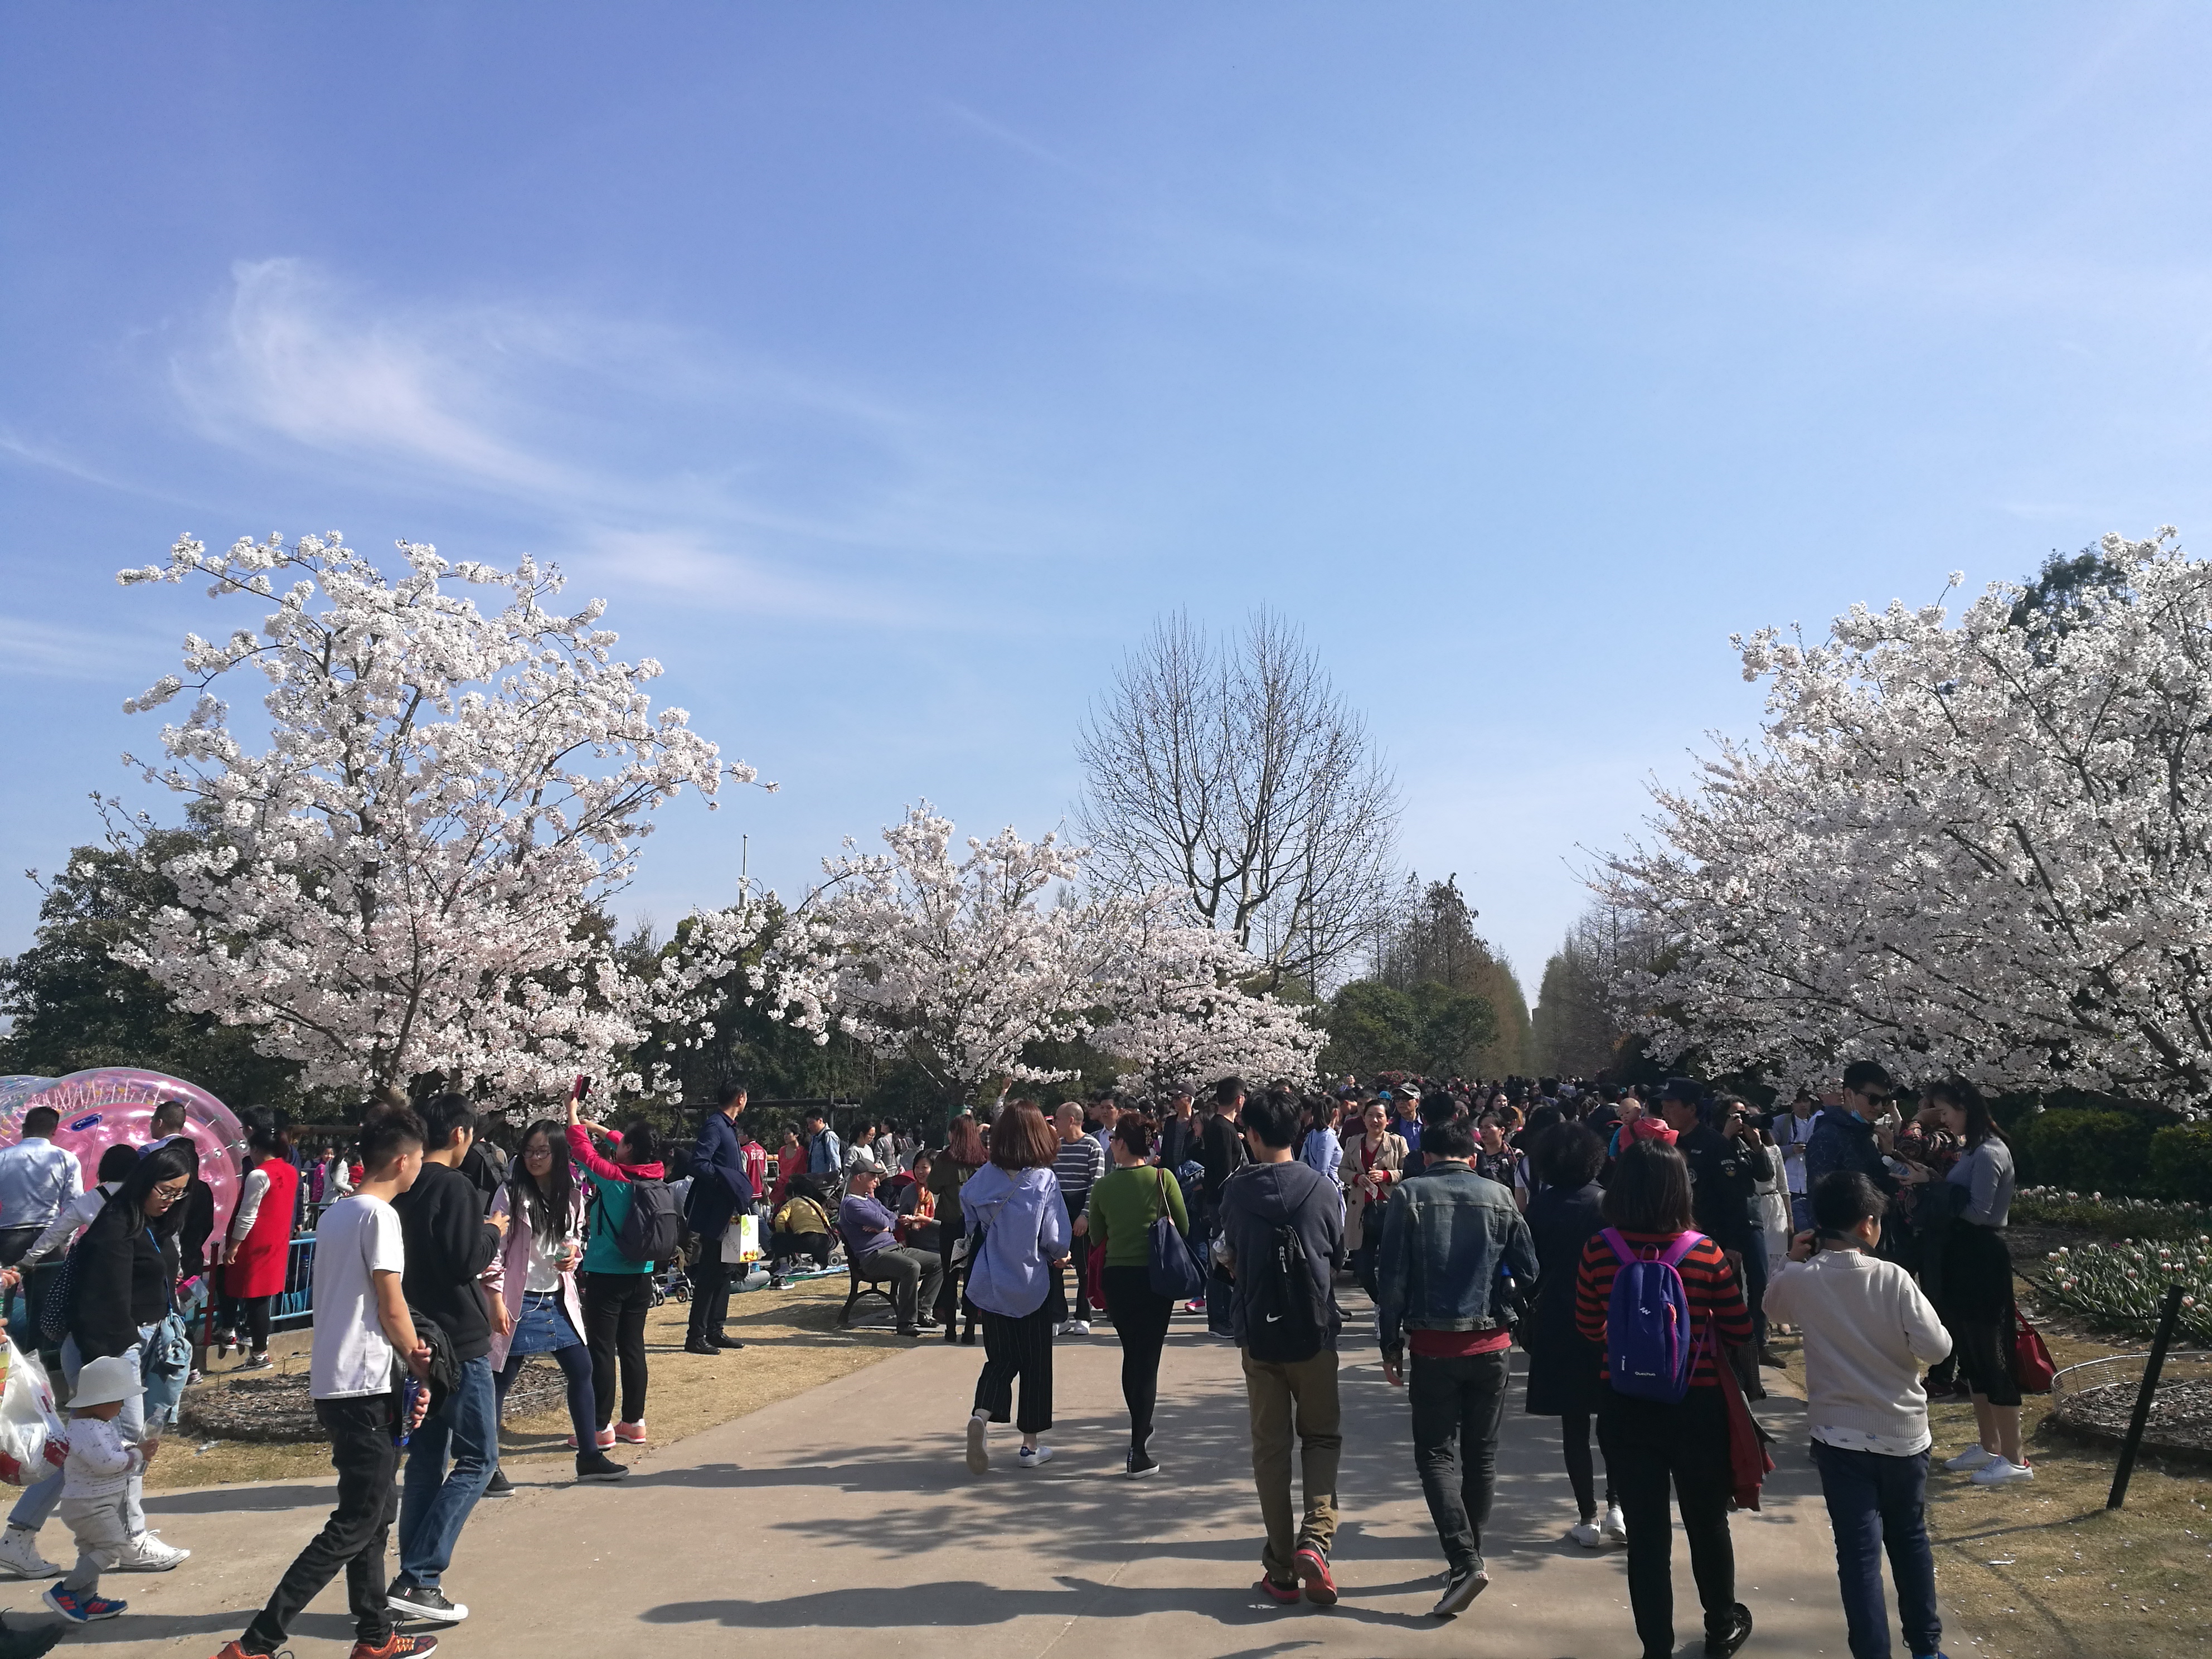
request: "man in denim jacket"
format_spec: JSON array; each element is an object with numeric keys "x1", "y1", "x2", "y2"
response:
[{"x1": 1375, "y1": 1114, "x2": 1539, "y2": 1619}]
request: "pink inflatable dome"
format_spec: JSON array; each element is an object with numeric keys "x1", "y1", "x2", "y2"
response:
[{"x1": 0, "y1": 1069, "x2": 247, "y2": 1239}]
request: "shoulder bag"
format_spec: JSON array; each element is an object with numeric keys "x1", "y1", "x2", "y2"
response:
[{"x1": 1146, "y1": 1167, "x2": 1205, "y2": 1301}]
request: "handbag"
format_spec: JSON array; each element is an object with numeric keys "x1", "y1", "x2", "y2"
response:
[
  {"x1": 720, "y1": 1214, "x2": 761, "y2": 1265},
  {"x1": 1146, "y1": 1167, "x2": 1206, "y2": 1301},
  {"x1": 2011, "y1": 1306, "x2": 2056, "y2": 1394}
]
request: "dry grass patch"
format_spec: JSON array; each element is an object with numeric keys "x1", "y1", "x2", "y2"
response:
[
  {"x1": 1916, "y1": 1326, "x2": 2212, "y2": 1659},
  {"x1": 149, "y1": 1277, "x2": 900, "y2": 1492}
]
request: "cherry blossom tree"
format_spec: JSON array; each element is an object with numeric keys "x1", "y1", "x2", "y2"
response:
[
  {"x1": 1092, "y1": 899, "x2": 1326, "y2": 1096},
  {"x1": 765, "y1": 803, "x2": 1113, "y2": 1109},
  {"x1": 1603, "y1": 529, "x2": 2212, "y2": 1113},
  {"x1": 767, "y1": 802, "x2": 1325, "y2": 1110},
  {"x1": 113, "y1": 531, "x2": 764, "y2": 1107}
]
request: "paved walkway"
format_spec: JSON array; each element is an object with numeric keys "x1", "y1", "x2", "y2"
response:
[{"x1": 29, "y1": 1308, "x2": 1857, "y2": 1659}]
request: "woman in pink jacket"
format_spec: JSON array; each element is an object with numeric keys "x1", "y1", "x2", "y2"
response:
[{"x1": 483, "y1": 1119, "x2": 629, "y2": 1485}]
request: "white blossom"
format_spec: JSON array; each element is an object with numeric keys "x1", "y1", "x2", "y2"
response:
[
  {"x1": 1603, "y1": 529, "x2": 2212, "y2": 1113},
  {"x1": 114, "y1": 531, "x2": 766, "y2": 1108}
]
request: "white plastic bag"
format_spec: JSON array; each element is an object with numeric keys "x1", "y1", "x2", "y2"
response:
[{"x1": 0, "y1": 1336, "x2": 62, "y2": 1485}]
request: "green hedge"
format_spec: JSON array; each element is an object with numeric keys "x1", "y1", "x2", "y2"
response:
[
  {"x1": 2016, "y1": 1108, "x2": 2153, "y2": 1194},
  {"x1": 2147, "y1": 1124, "x2": 2212, "y2": 1204}
]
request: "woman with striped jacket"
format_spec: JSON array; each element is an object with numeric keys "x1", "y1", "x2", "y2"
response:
[{"x1": 1574, "y1": 1140, "x2": 1755, "y2": 1659}]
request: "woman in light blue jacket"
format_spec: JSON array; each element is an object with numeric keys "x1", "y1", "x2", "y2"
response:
[{"x1": 960, "y1": 1103, "x2": 1071, "y2": 1474}]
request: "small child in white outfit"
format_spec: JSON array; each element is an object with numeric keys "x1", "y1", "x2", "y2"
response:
[{"x1": 46, "y1": 1354, "x2": 144, "y2": 1623}]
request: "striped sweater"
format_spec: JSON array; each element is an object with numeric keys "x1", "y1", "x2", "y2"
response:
[
  {"x1": 1052, "y1": 1135, "x2": 1107, "y2": 1224},
  {"x1": 1573, "y1": 1229, "x2": 1752, "y2": 1389}
]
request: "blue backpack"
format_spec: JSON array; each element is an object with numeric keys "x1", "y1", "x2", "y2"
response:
[{"x1": 1601, "y1": 1226, "x2": 1705, "y2": 1403}]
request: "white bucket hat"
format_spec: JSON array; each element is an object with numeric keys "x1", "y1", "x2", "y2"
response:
[{"x1": 70, "y1": 1355, "x2": 144, "y2": 1409}]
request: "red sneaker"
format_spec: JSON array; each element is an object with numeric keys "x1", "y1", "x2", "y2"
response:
[
  {"x1": 1293, "y1": 1544, "x2": 1337, "y2": 1605},
  {"x1": 1256, "y1": 1575, "x2": 1300, "y2": 1605},
  {"x1": 351, "y1": 1632, "x2": 440, "y2": 1659}
]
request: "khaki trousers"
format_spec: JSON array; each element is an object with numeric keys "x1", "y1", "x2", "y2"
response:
[{"x1": 1240, "y1": 1346, "x2": 1342, "y2": 1579}]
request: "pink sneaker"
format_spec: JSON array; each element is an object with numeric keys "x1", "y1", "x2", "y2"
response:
[
  {"x1": 614, "y1": 1420, "x2": 647, "y2": 1444},
  {"x1": 564, "y1": 1428, "x2": 617, "y2": 1450}
]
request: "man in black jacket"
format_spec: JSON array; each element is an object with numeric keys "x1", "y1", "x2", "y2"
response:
[
  {"x1": 1200, "y1": 1078, "x2": 1248, "y2": 1337},
  {"x1": 685, "y1": 1082, "x2": 756, "y2": 1354},
  {"x1": 388, "y1": 1097, "x2": 506, "y2": 1627},
  {"x1": 1665, "y1": 1080, "x2": 1781, "y2": 1370}
]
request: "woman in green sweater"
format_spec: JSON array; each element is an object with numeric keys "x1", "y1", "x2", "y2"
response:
[{"x1": 1087, "y1": 1113, "x2": 1190, "y2": 1477}]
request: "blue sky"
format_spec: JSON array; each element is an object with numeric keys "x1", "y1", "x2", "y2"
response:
[{"x1": 6, "y1": 4, "x2": 2212, "y2": 992}]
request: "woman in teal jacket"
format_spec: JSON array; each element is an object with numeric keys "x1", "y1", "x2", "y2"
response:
[{"x1": 564, "y1": 1089, "x2": 665, "y2": 1449}]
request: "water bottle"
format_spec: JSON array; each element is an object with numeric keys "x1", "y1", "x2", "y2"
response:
[{"x1": 396, "y1": 1376, "x2": 422, "y2": 1448}]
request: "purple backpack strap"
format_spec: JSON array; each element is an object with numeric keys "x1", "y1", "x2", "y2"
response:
[
  {"x1": 1657, "y1": 1230, "x2": 1706, "y2": 1270},
  {"x1": 1601, "y1": 1227, "x2": 1637, "y2": 1265}
]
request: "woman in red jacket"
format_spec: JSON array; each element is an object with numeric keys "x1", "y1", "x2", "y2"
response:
[{"x1": 219, "y1": 1124, "x2": 298, "y2": 1370}]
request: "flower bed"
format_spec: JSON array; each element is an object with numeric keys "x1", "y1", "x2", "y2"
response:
[
  {"x1": 2043, "y1": 1238, "x2": 2212, "y2": 1346},
  {"x1": 2013, "y1": 1186, "x2": 2212, "y2": 1242}
]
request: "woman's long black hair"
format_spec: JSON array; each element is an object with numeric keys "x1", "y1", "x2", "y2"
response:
[
  {"x1": 120, "y1": 1139, "x2": 198, "y2": 1228},
  {"x1": 507, "y1": 1118, "x2": 576, "y2": 1243}
]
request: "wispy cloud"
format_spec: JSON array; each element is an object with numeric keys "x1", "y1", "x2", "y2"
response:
[
  {"x1": 0, "y1": 615, "x2": 153, "y2": 683},
  {"x1": 155, "y1": 260, "x2": 1104, "y2": 629}
]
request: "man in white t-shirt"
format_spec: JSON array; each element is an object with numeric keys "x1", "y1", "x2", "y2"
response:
[{"x1": 216, "y1": 1112, "x2": 438, "y2": 1659}]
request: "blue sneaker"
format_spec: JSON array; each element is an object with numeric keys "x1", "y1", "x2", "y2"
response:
[{"x1": 43, "y1": 1584, "x2": 125, "y2": 1621}]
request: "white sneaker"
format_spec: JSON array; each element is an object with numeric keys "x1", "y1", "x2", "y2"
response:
[
  {"x1": 966, "y1": 1415, "x2": 989, "y2": 1474},
  {"x1": 1944, "y1": 1444, "x2": 1999, "y2": 1473},
  {"x1": 1067, "y1": 1320, "x2": 1091, "y2": 1336},
  {"x1": 1054, "y1": 1321, "x2": 1073, "y2": 1336},
  {"x1": 0, "y1": 1525, "x2": 61, "y2": 1578},
  {"x1": 1600, "y1": 1503, "x2": 1628, "y2": 1544},
  {"x1": 1017, "y1": 1443, "x2": 1054, "y2": 1469},
  {"x1": 1569, "y1": 1519, "x2": 1604, "y2": 1548},
  {"x1": 1971, "y1": 1456, "x2": 2034, "y2": 1485},
  {"x1": 113, "y1": 1531, "x2": 190, "y2": 1572}
]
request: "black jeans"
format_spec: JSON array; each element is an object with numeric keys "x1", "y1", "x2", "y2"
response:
[
  {"x1": 1599, "y1": 1384, "x2": 1737, "y2": 1657},
  {"x1": 580, "y1": 1270, "x2": 653, "y2": 1429},
  {"x1": 1559, "y1": 1407, "x2": 1614, "y2": 1520},
  {"x1": 1062, "y1": 1234, "x2": 1095, "y2": 1321},
  {"x1": 1812, "y1": 1442, "x2": 1942, "y2": 1659},
  {"x1": 227, "y1": 1293, "x2": 273, "y2": 1350},
  {"x1": 1103, "y1": 1265, "x2": 1172, "y2": 1446},
  {"x1": 772, "y1": 1231, "x2": 832, "y2": 1271},
  {"x1": 1408, "y1": 1347, "x2": 1511, "y2": 1574},
  {"x1": 242, "y1": 1394, "x2": 399, "y2": 1651},
  {"x1": 687, "y1": 1245, "x2": 732, "y2": 1343},
  {"x1": 974, "y1": 1304, "x2": 1055, "y2": 1434}
]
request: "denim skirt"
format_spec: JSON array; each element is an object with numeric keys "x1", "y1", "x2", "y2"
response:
[{"x1": 508, "y1": 1289, "x2": 584, "y2": 1356}]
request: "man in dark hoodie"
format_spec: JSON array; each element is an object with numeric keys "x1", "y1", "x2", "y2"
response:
[
  {"x1": 1215, "y1": 1089, "x2": 1346, "y2": 1609},
  {"x1": 389, "y1": 1096, "x2": 506, "y2": 1627}
]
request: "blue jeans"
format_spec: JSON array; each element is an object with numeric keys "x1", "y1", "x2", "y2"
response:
[
  {"x1": 397, "y1": 1354, "x2": 497, "y2": 1589},
  {"x1": 1811, "y1": 1440, "x2": 1942, "y2": 1659},
  {"x1": 11, "y1": 1334, "x2": 151, "y2": 1538}
]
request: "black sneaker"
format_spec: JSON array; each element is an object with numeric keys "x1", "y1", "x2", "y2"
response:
[
  {"x1": 387, "y1": 1583, "x2": 468, "y2": 1624},
  {"x1": 1705, "y1": 1602, "x2": 1753, "y2": 1656},
  {"x1": 575, "y1": 1451, "x2": 630, "y2": 1483},
  {"x1": 1430, "y1": 1566, "x2": 1488, "y2": 1619},
  {"x1": 917, "y1": 1315, "x2": 942, "y2": 1330},
  {"x1": 683, "y1": 1338, "x2": 722, "y2": 1356},
  {"x1": 707, "y1": 1333, "x2": 745, "y2": 1349},
  {"x1": 481, "y1": 1469, "x2": 515, "y2": 1500},
  {"x1": 1127, "y1": 1447, "x2": 1158, "y2": 1478}
]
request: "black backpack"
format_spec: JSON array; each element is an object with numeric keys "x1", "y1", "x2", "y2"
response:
[
  {"x1": 1243, "y1": 1219, "x2": 1325, "y2": 1365},
  {"x1": 615, "y1": 1177, "x2": 680, "y2": 1265}
]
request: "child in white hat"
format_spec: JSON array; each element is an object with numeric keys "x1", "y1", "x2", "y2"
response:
[{"x1": 45, "y1": 1354, "x2": 144, "y2": 1623}]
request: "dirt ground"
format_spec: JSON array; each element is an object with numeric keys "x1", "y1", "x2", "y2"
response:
[{"x1": 148, "y1": 1274, "x2": 900, "y2": 1491}]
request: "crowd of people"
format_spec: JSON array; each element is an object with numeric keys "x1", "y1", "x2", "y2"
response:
[{"x1": 0, "y1": 1059, "x2": 2025, "y2": 1659}]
